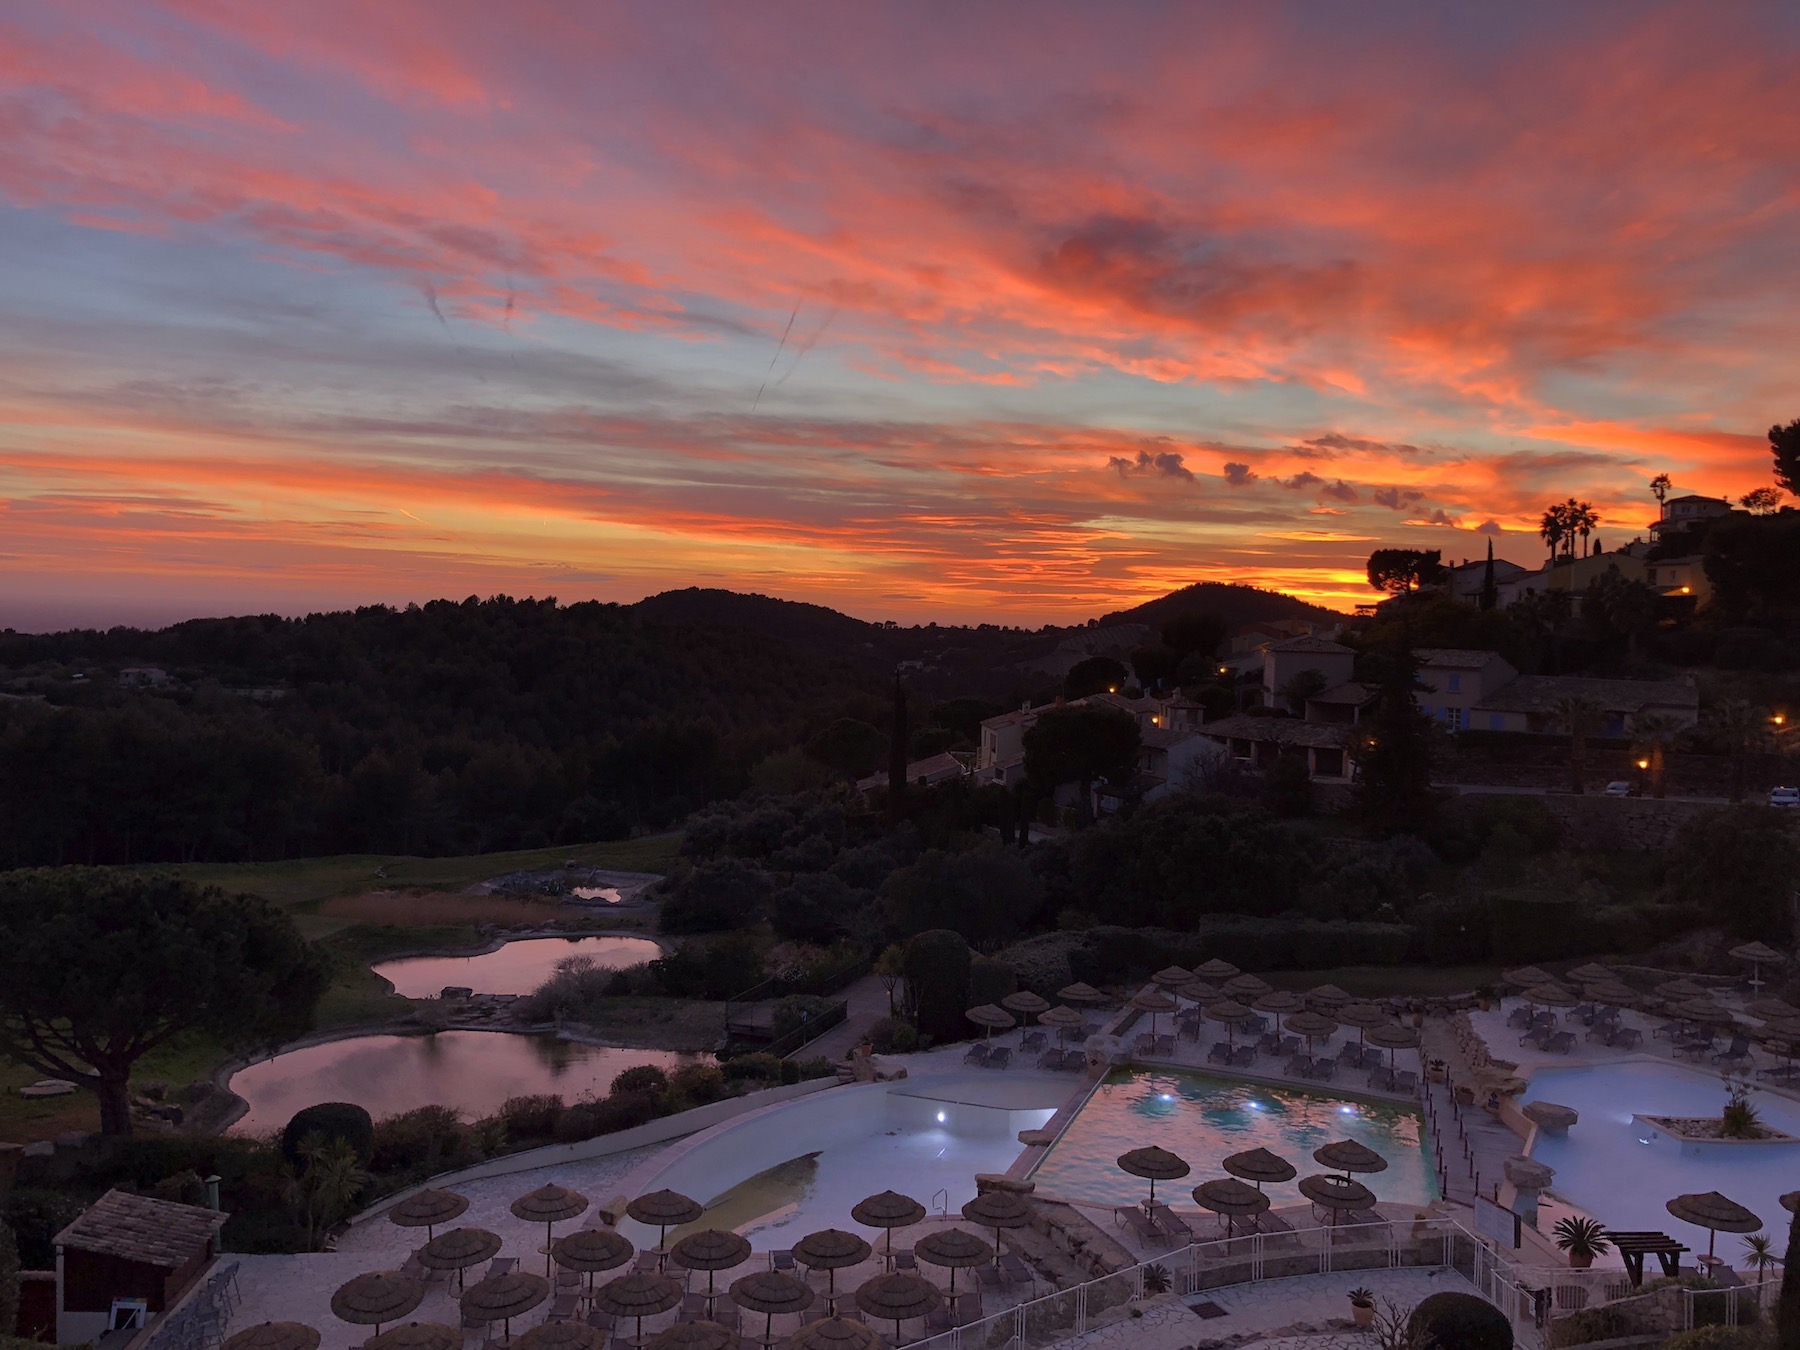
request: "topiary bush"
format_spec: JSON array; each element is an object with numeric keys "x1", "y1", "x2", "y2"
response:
[
  {"x1": 280, "y1": 1102, "x2": 374, "y2": 1170},
  {"x1": 1407, "y1": 1291, "x2": 1512, "y2": 1350}
]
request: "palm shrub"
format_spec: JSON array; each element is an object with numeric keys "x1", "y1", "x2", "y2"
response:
[{"x1": 1553, "y1": 1216, "x2": 1612, "y2": 1267}]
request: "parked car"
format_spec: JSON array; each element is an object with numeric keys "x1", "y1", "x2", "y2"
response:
[
  {"x1": 1603, "y1": 781, "x2": 1633, "y2": 797},
  {"x1": 1770, "y1": 786, "x2": 1800, "y2": 809}
]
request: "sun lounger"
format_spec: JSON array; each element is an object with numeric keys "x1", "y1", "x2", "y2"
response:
[
  {"x1": 548, "y1": 1294, "x2": 579, "y2": 1322},
  {"x1": 486, "y1": 1257, "x2": 517, "y2": 1280},
  {"x1": 893, "y1": 1250, "x2": 916, "y2": 1271},
  {"x1": 1654, "y1": 1020, "x2": 1683, "y2": 1040},
  {"x1": 1207, "y1": 1041, "x2": 1232, "y2": 1065},
  {"x1": 1284, "y1": 1054, "x2": 1313, "y2": 1077},
  {"x1": 1022, "y1": 1030, "x2": 1047, "y2": 1053},
  {"x1": 1038, "y1": 1048, "x2": 1065, "y2": 1071},
  {"x1": 988, "y1": 1046, "x2": 1012, "y2": 1069},
  {"x1": 1546, "y1": 1031, "x2": 1576, "y2": 1054},
  {"x1": 1000, "y1": 1252, "x2": 1032, "y2": 1288},
  {"x1": 1713, "y1": 1036, "x2": 1751, "y2": 1066},
  {"x1": 1179, "y1": 1020, "x2": 1200, "y2": 1042},
  {"x1": 1061, "y1": 1048, "x2": 1084, "y2": 1070},
  {"x1": 1134, "y1": 1033, "x2": 1155, "y2": 1056},
  {"x1": 772, "y1": 1250, "x2": 796, "y2": 1273},
  {"x1": 1337, "y1": 1041, "x2": 1361, "y2": 1064},
  {"x1": 1393, "y1": 1070, "x2": 1417, "y2": 1094},
  {"x1": 964, "y1": 1043, "x2": 990, "y2": 1067},
  {"x1": 1278, "y1": 1036, "x2": 1300, "y2": 1057},
  {"x1": 1150, "y1": 1202, "x2": 1196, "y2": 1244},
  {"x1": 585, "y1": 1310, "x2": 615, "y2": 1332},
  {"x1": 1114, "y1": 1205, "x2": 1165, "y2": 1247},
  {"x1": 1367, "y1": 1066, "x2": 1395, "y2": 1091},
  {"x1": 1230, "y1": 1045, "x2": 1256, "y2": 1068},
  {"x1": 1153, "y1": 1033, "x2": 1176, "y2": 1056},
  {"x1": 1256, "y1": 1032, "x2": 1280, "y2": 1055},
  {"x1": 1309, "y1": 1058, "x2": 1336, "y2": 1081}
]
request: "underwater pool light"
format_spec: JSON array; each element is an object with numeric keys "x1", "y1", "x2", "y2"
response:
[{"x1": 937, "y1": 1110, "x2": 946, "y2": 1123}]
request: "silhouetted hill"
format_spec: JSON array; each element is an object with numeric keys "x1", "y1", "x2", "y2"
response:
[
  {"x1": 632, "y1": 587, "x2": 876, "y2": 650},
  {"x1": 1099, "y1": 582, "x2": 1341, "y2": 632}
]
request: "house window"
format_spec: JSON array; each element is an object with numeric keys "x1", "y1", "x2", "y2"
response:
[
  {"x1": 1446, "y1": 674, "x2": 1462, "y2": 694},
  {"x1": 1447, "y1": 707, "x2": 1464, "y2": 730}
]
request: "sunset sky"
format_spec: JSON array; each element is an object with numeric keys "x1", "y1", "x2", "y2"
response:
[{"x1": 3, "y1": 2, "x2": 1798, "y2": 629}]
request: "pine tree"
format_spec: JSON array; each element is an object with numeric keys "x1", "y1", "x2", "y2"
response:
[
  {"x1": 887, "y1": 671, "x2": 908, "y2": 824},
  {"x1": 1356, "y1": 644, "x2": 1436, "y2": 836},
  {"x1": 1478, "y1": 539, "x2": 1497, "y2": 612}
]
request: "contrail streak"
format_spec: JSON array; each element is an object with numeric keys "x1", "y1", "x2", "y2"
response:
[{"x1": 751, "y1": 302, "x2": 800, "y2": 412}]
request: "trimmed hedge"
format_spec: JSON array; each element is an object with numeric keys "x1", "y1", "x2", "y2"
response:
[{"x1": 280, "y1": 1101, "x2": 373, "y2": 1169}]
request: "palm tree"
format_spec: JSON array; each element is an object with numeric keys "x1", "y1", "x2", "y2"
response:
[
  {"x1": 1538, "y1": 504, "x2": 1568, "y2": 566},
  {"x1": 295, "y1": 1133, "x2": 368, "y2": 1250},
  {"x1": 1707, "y1": 699, "x2": 1772, "y2": 802},
  {"x1": 1553, "y1": 695, "x2": 1605, "y2": 794},
  {"x1": 1572, "y1": 501, "x2": 1599, "y2": 558},
  {"x1": 1632, "y1": 713, "x2": 1685, "y2": 799},
  {"x1": 1650, "y1": 473, "x2": 1671, "y2": 509},
  {"x1": 1744, "y1": 1233, "x2": 1782, "y2": 1285}
]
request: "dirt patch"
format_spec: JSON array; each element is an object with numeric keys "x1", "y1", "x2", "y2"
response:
[{"x1": 320, "y1": 889, "x2": 569, "y2": 928}]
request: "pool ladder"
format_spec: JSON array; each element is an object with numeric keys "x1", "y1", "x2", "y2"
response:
[{"x1": 931, "y1": 1188, "x2": 949, "y2": 1217}]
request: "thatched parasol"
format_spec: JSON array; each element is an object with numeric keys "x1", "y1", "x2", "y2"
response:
[
  {"x1": 513, "y1": 1323, "x2": 605, "y2": 1350},
  {"x1": 1223, "y1": 973, "x2": 1271, "y2": 1000},
  {"x1": 1057, "y1": 981, "x2": 1108, "y2": 1006},
  {"x1": 331, "y1": 1272, "x2": 423, "y2": 1335},
  {"x1": 1584, "y1": 981, "x2": 1637, "y2": 1006},
  {"x1": 1037, "y1": 1004, "x2": 1084, "y2": 1053},
  {"x1": 386, "y1": 1188, "x2": 469, "y2": 1241},
  {"x1": 1251, "y1": 989, "x2": 1303, "y2": 1036},
  {"x1": 1503, "y1": 966, "x2": 1556, "y2": 988},
  {"x1": 511, "y1": 1183, "x2": 590, "y2": 1277},
  {"x1": 788, "y1": 1315, "x2": 886, "y2": 1350},
  {"x1": 1749, "y1": 998, "x2": 1800, "y2": 1022},
  {"x1": 962, "y1": 1190, "x2": 1032, "y2": 1269},
  {"x1": 670, "y1": 1228, "x2": 752, "y2": 1316},
  {"x1": 417, "y1": 1227, "x2": 500, "y2": 1292},
  {"x1": 1298, "y1": 1173, "x2": 1375, "y2": 1224},
  {"x1": 645, "y1": 1321, "x2": 734, "y2": 1350},
  {"x1": 1176, "y1": 980, "x2": 1221, "y2": 1006},
  {"x1": 1223, "y1": 1147, "x2": 1296, "y2": 1190},
  {"x1": 1129, "y1": 987, "x2": 1176, "y2": 1038},
  {"x1": 1192, "y1": 1178, "x2": 1270, "y2": 1236},
  {"x1": 596, "y1": 1271, "x2": 683, "y2": 1345},
  {"x1": 551, "y1": 1227, "x2": 635, "y2": 1296},
  {"x1": 1655, "y1": 978, "x2": 1708, "y2": 1001},
  {"x1": 362, "y1": 1324, "x2": 459, "y2": 1350},
  {"x1": 1336, "y1": 1002, "x2": 1392, "y2": 1045},
  {"x1": 1117, "y1": 1145, "x2": 1190, "y2": 1208},
  {"x1": 852, "y1": 1190, "x2": 927, "y2": 1269},
  {"x1": 1730, "y1": 941, "x2": 1786, "y2": 991},
  {"x1": 1519, "y1": 984, "x2": 1578, "y2": 1009},
  {"x1": 1674, "y1": 998, "x2": 1732, "y2": 1024},
  {"x1": 1205, "y1": 999, "x2": 1254, "y2": 1046},
  {"x1": 1285, "y1": 1010, "x2": 1339, "y2": 1049},
  {"x1": 912, "y1": 1227, "x2": 992, "y2": 1294},
  {"x1": 1314, "y1": 1139, "x2": 1389, "y2": 1177},
  {"x1": 965, "y1": 1003, "x2": 1016, "y2": 1046},
  {"x1": 792, "y1": 1228, "x2": 872, "y2": 1310},
  {"x1": 224, "y1": 1323, "x2": 321, "y2": 1350},
  {"x1": 730, "y1": 1269, "x2": 814, "y2": 1346},
  {"x1": 1565, "y1": 963, "x2": 1615, "y2": 985},
  {"x1": 1665, "y1": 1192, "x2": 1762, "y2": 1261},
  {"x1": 1001, "y1": 990, "x2": 1050, "y2": 1023},
  {"x1": 855, "y1": 1272, "x2": 942, "y2": 1343},
  {"x1": 628, "y1": 1189, "x2": 704, "y2": 1266},
  {"x1": 1193, "y1": 958, "x2": 1239, "y2": 981},
  {"x1": 1305, "y1": 984, "x2": 1353, "y2": 1010},
  {"x1": 1363, "y1": 1023, "x2": 1420, "y2": 1051},
  {"x1": 460, "y1": 1272, "x2": 550, "y2": 1342},
  {"x1": 1150, "y1": 965, "x2": 1192, "y2": 988},
  {"x1": 1781, "y1": 1191, "x2": 1798, "y2": 1215}
]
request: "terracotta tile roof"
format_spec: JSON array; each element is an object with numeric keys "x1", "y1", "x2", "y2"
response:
[
  {"x1": 1308, "y1": 681, "x2": 1379, "y2": 705},
  {"x1": 1265, "y1": 635, "x2": 1354, "y2": 655},
  {"x1": 55, "y1": 1190, "x2": 226, "y2": 1268},
  {"x1": 1413, "y1": 648, "x2": 1501, "y2": 669}
]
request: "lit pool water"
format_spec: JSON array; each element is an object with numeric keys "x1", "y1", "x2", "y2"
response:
[
  {"x1": 1030, "y1": 1067, "x2": 1438, "y2": 1209},
  {"x1": 372, "y1": 934, "x2": 662, "y2": 997},
  {"x1": 1525, "y1": 1061, "x2": 1800, "y2": 1242}
]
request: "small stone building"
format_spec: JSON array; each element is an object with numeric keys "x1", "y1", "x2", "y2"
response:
[{"x1": 54, "y1": 1189, "x2": 227, "y2": 1344}]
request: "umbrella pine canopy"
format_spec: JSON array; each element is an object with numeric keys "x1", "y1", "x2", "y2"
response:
[
  {"x1": 331, "y1": 1273, "x2": 424, "y2": 1334},
  {"x1": 225, "y1": 1324, "x2": 321, "y2": 1350},
  {"x1": 1222, "y1": 1147, "x2": 1295, "y2": 1188},
  {"x1": 363, "y1": 1325, "x2": 459, "y2": 1350}
]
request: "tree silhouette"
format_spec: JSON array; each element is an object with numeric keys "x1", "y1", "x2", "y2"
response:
[
  {"x1": 1355, "y1": 645, "x2": 1436, "y2": 836},
  {"x1": 1538, "y1": 504, "x2": 1568, "y2": 564},
  {"x1": 1776, "y1": 1192, "x2": 1799, "y2": 1350},
  {"x1": 1706, "y1": 699, "x2": 1771, "y2": 802},
  {"x1": 1770, "y1": 418, "x2": 1800, "y2": 498},
  {"x1": 1552, "y1": 694, "x2": 1604, "y2": 794},
  {"x1": 1023, "y1": 705, "x2": 1140, "y2": 828},
  {"x1": 1650, "y1": 472, "x2": 1671, "y2": 507},
  {"x1": 1741, "y1": 486, "x2": 1784, "y2": 515},
  {"x1": 1366, "y1": 548, "x2": 1446, "y2": 595},
  {"x1": 1631, "y1": 713, "x2": 1684, "y2": 799}
]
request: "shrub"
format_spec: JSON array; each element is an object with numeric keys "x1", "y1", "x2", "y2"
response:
[
  {"x1": 371, "y1": 1105, "x2": 465, "y2": 1175},
  {"x1": 780, "y1": 1060, "x2": 801, "y2": 1085},
  {"x1": 611, "y1": 1065, "x2": 670, "y2": 1095},
  {"x1": 668, "y1": 1064, "x2": 726, "y2": 1106},
  {"x1": 590, "y1": 1089, "x2": 663, "y2": 1135},
  {"x1": 500, "y1": 1094, "x2": 565, "y2": 1142},
  {"x1": 1661, "y1": 1327, "x2": 1766, "y2": 1350},
  {"x1": 968, "y1": 955, "x2": 1016, "y2": 1009},
  {"x1": 0, "y1": 1219, "x2": 17, "y2": 1338},
  {"x1": 280, "y1": 1102, "x2": 373, "y2": 1170},
  {"x1": 1407, "y1": 1291, "x2": 1512, "y2": 1350},
  {"x1": 721, "y1": 1052, "x2": 783, "y2": 1082},
  {"x1": 866, "y1": 1017, "x2": 919, "y2": 1055},
  {"x1": 553, "y1": 1106, "x2": 599, "y2": 1143},
  {"x1": 793, "y1": 1058, "x2": 837, "y2": 1081},
  {"x1": 771, "y1": 995, "x2": 836, "y2": 1042}
]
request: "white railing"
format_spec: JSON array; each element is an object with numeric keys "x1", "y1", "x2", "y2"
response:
[{"x1": 904, "y1": 1217, "x2": 1540, "y2": 1350}]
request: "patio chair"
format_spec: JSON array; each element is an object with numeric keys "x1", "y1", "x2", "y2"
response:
[
  {"x1": 1207, "y1": 1041, "x2": 1232, "y2": 1065},
  {"x1": 1713, "y1": 1036, "x2": 1752, "y2": 1067},
  {"x1": 1507, "y1": 1007, "x2": 1532, "y2": 1029},
  {"x1": 1153, "y1": 1033, "x2": 1176, "y2": 1056},
  {"x1": 1150, "y1": 1203, "x2": 1196, "y2": 1244},
  {"x1": 893, "y1": 1250, "x2": 917, "y2": 1271},
  {"x1": 1114, "y1": 1206, "x2": 1165, "y2": 1248},
  {"x1": 1368, "y1": 1066, "x2": 1396, "y2": 1091},
  {"x1": 771, "y1": 1250, "x2": 796, "y2": 1273},
  {"x1": 1393, "y1": 1070, "x2": 1417, "y2": 1094},
  {"x1": 1284, "y1": 1054, "x2": 1312, "y2": 1077},
  {"x1": 1134, "y1": 1032, "x2": 1156, "y2": 1056},
  {"x1": 964, "y1": 1043, "x2": 990, "y2": 1067},
  {"x1": 1545, "y1": 1031, "x2": 1576, "y2": 1054},
  {"x1": 1230, "y1": 1045, "x2": 1256, "y2": 1068},
  {"x1": 988, "y1": 1046, "x2": 1013, "y2": 1069},
  {"x1": 1022, "y1": 1029, "x2": 1047, "y2": 1053},
  {"x1": 1310, "y1": 1058, "x2": 1337, "y2": 1082},
  {"x1": 1038, "y1": 1048, "x2": 1065, "y2": 1071}
]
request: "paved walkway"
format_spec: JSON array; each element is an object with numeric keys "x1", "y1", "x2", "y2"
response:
[
  {"x1": 796, "y1": 973, "x2": 892, "y2": 1062},
  {"x1": 1036, "y1": 1268, "x2": 1485, "y2": 1350}
]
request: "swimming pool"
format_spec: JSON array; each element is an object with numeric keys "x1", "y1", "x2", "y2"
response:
[
  {"x1": 618, "y1": 1076, "x2": 1061, "y2": 1251},
  {"x1": 1030, "y1": 1067, "x2": 1438, "y2": 1209},
  {"x1": 1524, "y1": 1061, "x2": 1800, "y2": 1242}
]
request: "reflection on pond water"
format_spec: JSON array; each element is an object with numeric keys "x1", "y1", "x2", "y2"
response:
[
  {"x1": 373, "y1": 935, "x2": 662, "y2": 997},
  {"x1": 227, "y1": 1031, "x2": 701, "y2": 1133}
]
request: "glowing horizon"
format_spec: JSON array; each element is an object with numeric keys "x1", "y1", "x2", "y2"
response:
[{"x1": 3, "y1": 3, "x2": 1797, "y2": 631}]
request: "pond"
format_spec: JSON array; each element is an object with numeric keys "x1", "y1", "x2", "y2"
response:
[
  {"x1": 226, "y1": 1031, "x2": 702, "y2": 1133},
  {"x1": 372, "y1": 934, "x2": 662, "y2": 997}
]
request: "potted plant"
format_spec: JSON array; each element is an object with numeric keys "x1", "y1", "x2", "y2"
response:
[
  {"x1": 1474, "y1": 984, "x2": 1495, "y2": 1012},
  {"x1": 1348, "y1": 1287, "x2": 1376, "y2": 1327},
  {"x1": 1427, "y1": 1057, "x2": 1447, "y2": 1084},
  {"x1": 1553, "y1": 1216, "x2": 1612, "y2": 1269}
]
